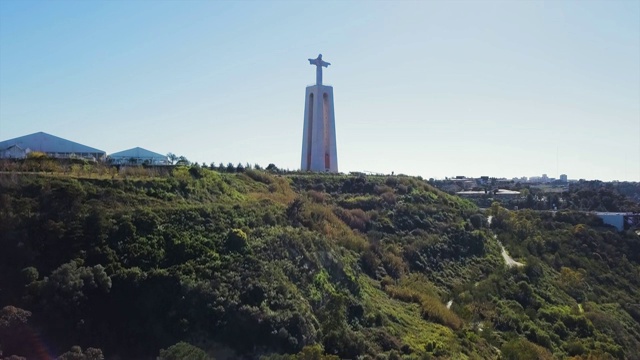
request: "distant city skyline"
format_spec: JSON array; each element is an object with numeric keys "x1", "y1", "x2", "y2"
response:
[{"x1": 1, "y1": 0, "x2": 639, "y2": 181}]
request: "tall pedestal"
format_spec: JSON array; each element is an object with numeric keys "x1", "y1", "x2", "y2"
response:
[{"x1": 301, "y1": 85, "x2": 338, "y2": 172}]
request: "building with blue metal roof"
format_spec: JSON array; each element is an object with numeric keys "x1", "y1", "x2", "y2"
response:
[
  {"x1": 0, "y1": 132, "x2": 106, "y2": 160},
  {"x1": 108, "y1": 147, "x2": 168, "y2": 165}
]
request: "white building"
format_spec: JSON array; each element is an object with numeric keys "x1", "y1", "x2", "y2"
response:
[
  {"x1": 0, "y1": 132, "x2": 106, "y2": 160},
  {"x1": 456, "y1": 189, "x2": 521, "y2": 199},
  {"x1": 0, "y1": 144, "x2": 29, "y2": 159},
  {"x1": 108, "y1": 147, "x2": 168, "y2": 165}
]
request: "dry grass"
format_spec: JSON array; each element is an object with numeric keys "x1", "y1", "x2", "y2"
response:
[
  {"x1": 359, "y1": 276, "x2": 458, "y2": 354},
  {"x1": 384, "y1": 282, "x2": 463, "y2": 331},
  {"x1": 306, "y1": 203, "x2": 368, "y2": 251},
  {"x1": 247, "y1": 173, "x2": 297, "y2": 205}
]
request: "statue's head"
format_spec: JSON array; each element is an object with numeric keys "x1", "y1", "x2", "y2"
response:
[{"x1": 318, "y1": 54, "x2": 322, "y2": 59}]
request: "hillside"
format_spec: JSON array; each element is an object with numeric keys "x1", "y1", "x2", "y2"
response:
[{"x1": 1, "y1": 166, "x2": 639, "y2": 359}]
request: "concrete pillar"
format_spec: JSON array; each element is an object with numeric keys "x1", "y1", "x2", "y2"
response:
[{"x1": 301, "y1": 85, "x2": 338, "y2": 172}]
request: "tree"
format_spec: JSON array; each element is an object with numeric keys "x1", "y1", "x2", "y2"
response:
[
  {"x1": 295, "y1": 345, "x2": 339, "y2": 360},
  {"x1": 189, "y1": 166, "x2": 204, "y2": 179},
  {"x1": 489, "y1": 202, "x2": 512, "y2": 230},
  {"x1": 0, "y1": 306, "x2": 32, "y2": 358},
  {"x1": 525, "y1": 193, "x2": 535, "y2": 208},
  {"x1": 469, "y1": 214, "x2": 486, "y2": 229},
  {"x1": 176, "y1": 156, "x2": 190, "y2": 166},
  {"x1": 30, "y1": 262, "x2": 112, "y2": 335},
  {"x1": 286, "y1": 198, "x2": 306, "y2": 227},
  {"x1": 558, "y1": 266, "x2": 586, "y2": 301},
  {"x1": 158, "y1": 342, "x2": 211, "y2": 360},
  {"x1": 167, "y1": 153, "x2": 178, "y2": 165},
  {"x1": 57, "y1": 346, "x2": 104, "y2": 360}
]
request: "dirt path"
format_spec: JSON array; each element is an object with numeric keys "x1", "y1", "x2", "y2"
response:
[
  {"x1": 495, "y1": 235, "x2": 524, "y2": 268},
  {"x1": 487, "y1": 216, "x2": 524, "y2": 267}
]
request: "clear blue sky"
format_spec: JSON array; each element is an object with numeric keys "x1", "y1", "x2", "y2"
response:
[{"x1": 1, "y1": 0, "x2": 639, "y2": 181}]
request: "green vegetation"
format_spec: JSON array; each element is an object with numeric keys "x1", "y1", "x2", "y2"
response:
[
  {"x1": 0, "y1": 165, "x2": 639, "y2": 359},
  {"x1": 158, "y1": 342, "x2": 211, "y2": 360}
]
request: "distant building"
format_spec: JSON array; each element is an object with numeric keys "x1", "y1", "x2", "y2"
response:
[
  {"x1": 0, "y1": 144, "x2": 29, "y2": 159},
  {"x1": 108, "y1": 147, "x2": 169, "y2": 165},
  {"x1": 0, "y1": 132, "x2": 106, "y2": 161},
  {"x1": 449, "y1": 177, "x2": 475, "y2": 190},
  {"x1": 560, "y1": 174, "x2": 568, "y2": 182},
  {"x1": 495, "y1": 178, "x2": 512, "y2": 186},
  {"x1": 456, "y1": 189, "x2": 521, "y2": 199},
  {"x1": 595, "y1": 212, "x2": 640, "y2": 231}
]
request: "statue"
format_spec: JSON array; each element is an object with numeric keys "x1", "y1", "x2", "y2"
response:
[
  {"x1": 301, "y1": 53, "x2": 338, "y2": 173},
  {"x1": 308, "y1": 54, "x2": 330, "y2": 86}
]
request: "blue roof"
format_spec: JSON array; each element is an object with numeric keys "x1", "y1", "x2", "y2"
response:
[
  {"x1": 108, "y1": 147, "x2": 167, "y2": 160},
  {"x1": 0, "y1": 132, "x2": 105, "y2": 155}
]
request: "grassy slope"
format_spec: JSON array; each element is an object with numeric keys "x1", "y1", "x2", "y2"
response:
[{"x1": 0, "y1": 167, "x2": 639, "y2": 359}]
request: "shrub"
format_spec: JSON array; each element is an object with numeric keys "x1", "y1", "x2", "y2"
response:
[
  {"x1": 384, "y1": 285, "x2": 463, "y2": 330},
  {"x1": 469, "y1": 214, "x2": 486, "y2": 229},
  {"x1": 501, "y1": 338, "x2": 553, "y2": 360},
  {"x1": 360, "y1": 249, "x2": 381, "y2": 277},
  {"x1": 565, "y1": 340, "x2": 586, "y2": 356},
  {"x1": 381, "y1": 253, "x2": 407, "y2": 279},
  {"x1": 420, "y1": 295, "x2": 463, "y2": 330},
  {"x1": 380, "y1": 192, "x2": 397, "y2": 205},
  {"x1": 335, "y1": 208, "x2": 369, "y2": 231},
  {"x1": 308, "y1": 190, "x2": 328, "y2": 203},
  {"x1": 57, "y1": 346, "x2": 105, "y2": 360},
  {"x1": 158, "y1": 342, "x2": 210, "y2": 360},
  {"x1": 225, "y1": 228, "x2": 249, "y2": 253},
  {"x1": 245, "y1": 169, "x2": 274, "y2": 184}
]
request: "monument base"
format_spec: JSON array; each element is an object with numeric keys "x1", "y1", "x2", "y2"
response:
[{"x1": 301, "y1": 85, "x2": 338, "y2": 173}]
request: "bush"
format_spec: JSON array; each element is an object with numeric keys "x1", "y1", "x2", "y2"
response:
[
  {"x1": 335, "y1": 208, "x2": 369, "y2": 231},
  {"x1": 469, "y1": 214, "x2": 486, "y2": 229},
  {"x1": 564, "y1": 340, "x2": 586, "y2": 356},
  {"x1": 225, "y1": 228, "x2": 249, "y2": 253},
  {"x1": 57, "y1": 346, "x2": 104, "y2": 360},
  {"x1": 501, "y1": 338, "x2": 553, "y2": 360},
  {"x1": 420, "y1": 295, "x2": 463, "y2": 330},
  {"x1": 308, "y1": 190, "x2": 328, "y2": 203},
  {"x1": 384, "y1": 285, "x2": 463, "y2": 330},
  {"x1": 158, "y1": 342, "x2": 210, "y2": 360}
]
